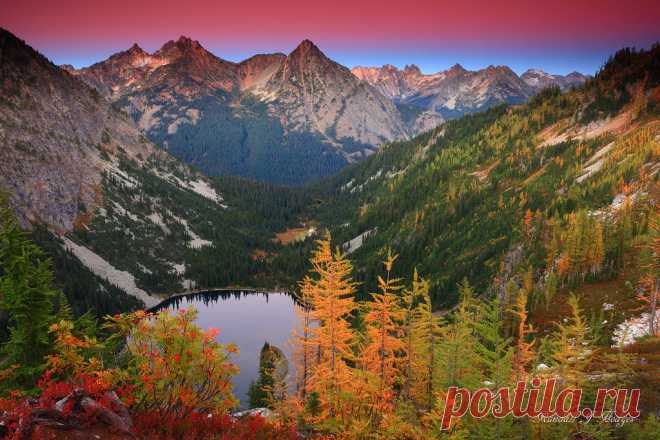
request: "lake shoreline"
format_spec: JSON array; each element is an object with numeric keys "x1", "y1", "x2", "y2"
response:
[{"x1": 149, "y1": 287, "x2": 295, "y2": 312}]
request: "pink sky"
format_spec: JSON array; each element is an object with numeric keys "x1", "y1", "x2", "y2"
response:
[{"x1": 2, "y1": 0, "x2": 659, "y2": 74}]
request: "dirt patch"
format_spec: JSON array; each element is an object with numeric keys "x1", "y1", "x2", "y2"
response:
[
  {"x1": 536, "y1": 119, "x2": 570, "y2": 147},
  {"x1": 538, "y1": 109, "x2": 634, "y2": 148},
  {"x1": 272, "y1": 224, "x2": 316, "y2": 245},
  {"x1": 470, "y1": 160, "x2": 500, "y2": 182}
]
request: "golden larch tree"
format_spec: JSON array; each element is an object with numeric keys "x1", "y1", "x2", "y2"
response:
[
  {"x1": 304, "y1": 233, "x2": 358, "y2": 422},
  {"x1": 360, "y1": 251, "x2": 404, "y2": 404}
]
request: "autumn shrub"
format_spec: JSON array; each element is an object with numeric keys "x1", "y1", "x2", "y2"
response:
[
  {"x1": 46, "y1": 319, "x2": 117, "y2": 387},
  {"x1": 104, "y1": 308, "x2": 239, "y2": 432},
  {"x1": 131, "y1": 411, "x2": 299, "y2": 440}
]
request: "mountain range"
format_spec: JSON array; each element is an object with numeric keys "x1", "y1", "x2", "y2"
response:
[
  {"x1": 65, "y1": 36, "x2": 589, "y2": 184},
  {"x1": 352, "y1": 63, "x2": 588, "y2": 119},
  {"x1": 65, "y1": 37, "x2": 409, "y2": 184}
]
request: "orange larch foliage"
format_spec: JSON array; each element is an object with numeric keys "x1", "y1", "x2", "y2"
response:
[
  {"x1": 511, "y1": 291, "x2": 535, "y2": 381},
  {"x1": 360, "y1": 252, "x2": 404, "y2": 405},
  {"x1": 303, "y1": 233, "x2": 358, "y2": 421}
]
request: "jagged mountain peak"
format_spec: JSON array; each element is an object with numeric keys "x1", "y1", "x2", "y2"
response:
[
  {"x1": 444, "y1": 63, "x2": 467, "y2": 78},
  {"x1": 155, "y1": 35, "x2": 216, "y2": 61},
  {"x1": 448, "y1": 63, "x2": 466, "y2": 73},
  {"x1": 128, "y1": 42, "x2": 145, "y2": 54},
  {"x1": 523, "y1": 67, "x2": 551, "y2": 75},
  {"x1": 294, "y1": 38, "x2": 319, "y2": 50},
  {"x1": 169, "y1": 35, "x2": 202, "y2": 49},
  {"x1": 257, "y1": 37, "x2": 411, "y2": 151},
  {"x1": 104, "y1": 42, "x2": 150, "y2": 65},
  {"x1": 484, "y1": 64, "x2": 517, "y2": 76},
  {"x1": 403, "y1": 64, "x2": 422, "y2": 76},
  {"x1": 521, "y1": 68, "x2": 590, "y2": 91},
  {"x1": 288, "y1": 39, "x2": 326, "y2": 60}
]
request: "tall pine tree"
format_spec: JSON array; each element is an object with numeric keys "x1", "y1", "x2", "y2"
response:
[{"x1": 0, "y1": 197, "x2": 56, "y2": 388}]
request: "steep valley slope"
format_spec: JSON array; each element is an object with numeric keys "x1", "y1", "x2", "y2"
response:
[{"x1": 0, "y1": 29, "x2": 309, "y2": 315}]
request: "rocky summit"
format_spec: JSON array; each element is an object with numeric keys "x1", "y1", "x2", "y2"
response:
[
  {"x1": 68, "y1": 37, "x2": 415, "y2": 184},
  {"x1": 66, "y1": 37, "x2": 589, "y2": 185}
]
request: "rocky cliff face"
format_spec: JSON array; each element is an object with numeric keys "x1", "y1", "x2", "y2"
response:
[
  {"x1": 0, "y1": 29, "x2": 241, "y2": 304},
  {"x1": 257, "y1": 40, "x2": 410, "y2": 150},
  {"x1": 0, "y1": 29, "x2": 153, "y2": 231}
]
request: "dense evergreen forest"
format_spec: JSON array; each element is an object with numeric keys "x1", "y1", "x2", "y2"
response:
[{"x1": 121, "y1": 92, "x2": 353, "y2": 185}]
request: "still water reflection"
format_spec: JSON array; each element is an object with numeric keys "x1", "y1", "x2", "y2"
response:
[{"x1": 156, "y1": 291, "x2": 300, "y2": 408}]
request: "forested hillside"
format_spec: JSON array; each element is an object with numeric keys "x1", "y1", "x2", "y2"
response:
[{"x1": 310, "y1": 46, "x2": 659, "y2": 308}]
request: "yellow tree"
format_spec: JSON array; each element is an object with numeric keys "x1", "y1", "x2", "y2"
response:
[
  {"x1": 637, "y1": 214, "x2": 659, "y2": 336},
  {"x1": 361, "y1": 251, "x2": 405, "y2": 405},
  {"x1": 550, "y1": 295, "x2": 592, "y2": 388},
  {"x1": 437, "y1": 279, "x2": 481, "y2": 389},
  {"x1": 410, "y1": 272, "x2": 443, "y2": 410},
  {"x1": 292, "y1": 274, "x2": 317, "y2": 399},
  {"x1": 523, "y1": 208, "x2": 534, "y2": 240},
  {"x1": 400, "y1": 269, "x2": 419, "y2": 402},
  {"x1": 587, "y1": 220, "x2": 605, "y2": 276},
  {"x1": 511, "y1": 290, "x2": 535, "y2": 381},
  {"x1": 304, "y1": 233, "x2": 358, "y2": 423}
]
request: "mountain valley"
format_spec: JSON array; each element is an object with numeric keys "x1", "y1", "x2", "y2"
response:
[{"x1": 0, "y1": 19, "x2": 659, "y2": 439}]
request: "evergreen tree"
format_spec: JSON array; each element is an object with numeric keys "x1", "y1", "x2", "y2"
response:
[
  {"x1": 0, "y1": 197, "x2": 56, "y2": 388},
  {"x1": 437, "y1": 279, "x2": 481, "y2": 389},
  {"x1": 410, "y1": 271, "x2": 443, "y2": 410},
  {"x1": 248, "y1": 342, "x2": 287, "y2": 409},
  {"x1": 544, "y1": 271, "x2": 558, "y2": 310},
  {"x1": 637, "y1": 214, "x2": 659, "y2": 336},
  {"x1": 472, "y1": 298, "x2": 515, "y2": 440},
  {"x1": 550, "y1": 295, "x2": 592, "y2": 388}
]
